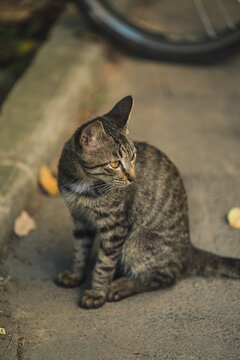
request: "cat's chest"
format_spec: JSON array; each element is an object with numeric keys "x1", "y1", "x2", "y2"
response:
[{"x1": 62, "y1": 187, "x2": 126, "y2": 226}]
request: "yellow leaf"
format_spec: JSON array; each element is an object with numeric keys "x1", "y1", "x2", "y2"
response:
[
  {"x1": 39, "y1": 165, "x2": 60, "y2": 196},
  {"x1": 14, "y1": 211, "x2": 36, "y2": 237},
  {"x1": 18, "y1": 39, "x2": 36, "y2": 54},
  {"x1": 0, "y1": 328, "x2": 6, "y2": 335},
  {"x1": 227, "y1": 207, "x2": 240, "y2": 229}
]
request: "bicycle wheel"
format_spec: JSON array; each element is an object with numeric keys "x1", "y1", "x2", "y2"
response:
[{"x1": 76, "y1": 0, "x2": 240, "y2": 62}]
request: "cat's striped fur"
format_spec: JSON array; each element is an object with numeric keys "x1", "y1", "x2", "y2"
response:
[{"x1": 58, "y1": 96, "x2": 240, "y2": 309}]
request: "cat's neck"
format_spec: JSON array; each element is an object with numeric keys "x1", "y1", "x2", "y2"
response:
[{"x1": 68, "y1": 182, "x2": 92, "y2": 195}]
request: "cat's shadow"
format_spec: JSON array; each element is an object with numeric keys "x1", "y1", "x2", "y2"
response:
[{"x1": 52, "y1": 237, "x2": 99, "y2": 301}]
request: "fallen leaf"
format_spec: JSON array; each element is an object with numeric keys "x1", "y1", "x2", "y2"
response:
[
  {"x1": 39, "y1": 165, "x2": 60, "y2": 196},
  {"x1": 18, "y1": 39, "x2": 37, "y2": 54},
  {"x1": 14, "y1": 211, "x2": 36, "y2": 237},
  {"x1": 227, "y1": 207, "x2": 240, "y2": 229},
  {"x1": 0, "y1": 328, "x2": 6, "y2": 335}
]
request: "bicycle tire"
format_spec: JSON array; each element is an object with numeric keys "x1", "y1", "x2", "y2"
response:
[{"x1": 76, "y1": 0, "x2": 240, "y2": 62}]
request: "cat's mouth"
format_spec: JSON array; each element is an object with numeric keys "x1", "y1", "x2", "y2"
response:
[{"x1": 113, "y1": 178, "x2": 134, "y2": 188}]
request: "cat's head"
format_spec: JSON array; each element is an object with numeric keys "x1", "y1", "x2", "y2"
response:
[{"x1": 74, "y1": 96, "x2": 136, "y2": 187}]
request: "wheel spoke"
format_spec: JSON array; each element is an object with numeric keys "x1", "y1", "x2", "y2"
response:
[
  {"x1": 215, "y1": 0, "x2": 237, "y2": 30},
  {"x1": 77, "y1": 0, "x2": 240, "y2": 61},
  {"x1": 193, "y1": 0, "x2": 217, "y2": 39}
]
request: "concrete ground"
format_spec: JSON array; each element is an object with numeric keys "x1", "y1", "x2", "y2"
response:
[{"x1": 1, "y1": 16, "x2": 240, "y2": 360}]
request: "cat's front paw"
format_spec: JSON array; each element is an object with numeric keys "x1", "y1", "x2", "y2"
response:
[
  {"x1": 80, "y1": 289, "x2": 106, "y2": 309},
  {"x1": 57, "y1": 270, "x2": 84, "y2": 288}
]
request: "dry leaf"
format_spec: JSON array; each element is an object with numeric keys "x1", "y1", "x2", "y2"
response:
[
  {"x1": 14, "y1": 211, "x2": 36, "y2": 237},
  {"x1": 18, "y1": 39, "x2": 36, "y2": 54},
  {"x1": 39, "y1": 165, "x2": 60, "y2": 196},
  {"x1": 227, "y1": 207, "x2": 240, "y2": 229},
  {"x1": 0, "y1": 328, "x2": 6, "y2": 335}
]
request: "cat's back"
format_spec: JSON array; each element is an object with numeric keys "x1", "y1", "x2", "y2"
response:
[
  {"x1": 130, "y1": 141, "x2": 188, "y2": 229},
  {"x1": 134, "y1": 141, "x2": 181, "y2": 186}
]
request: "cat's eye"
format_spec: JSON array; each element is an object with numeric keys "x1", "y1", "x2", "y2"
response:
[
  {"x1": 110, "y1": 161, "x2": 120, "y2": 169},
  {"x1": 131, "y1": 153, "x2": 135, "y2": 161}
]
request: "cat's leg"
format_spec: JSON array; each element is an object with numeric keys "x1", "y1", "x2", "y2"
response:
[
  {"x1": 58, "y1": 218, "x2": 95, "y2": 288},
  {"x1": 108, "y1": 277, "x2": 159, "y2": 301},
  {"x1": 106, "y1": 230, "x2": 178, "y2": 301},
  {"x1": 81, "y1": 222, "x2": 129, "y2": 309}
]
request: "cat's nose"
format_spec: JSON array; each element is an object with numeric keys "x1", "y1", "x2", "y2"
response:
[{"x1": 126, "y1": 168, "x2": 136, "y2": 182}]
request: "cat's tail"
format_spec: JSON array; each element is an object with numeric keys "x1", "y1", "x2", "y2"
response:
[{"x1": 188, "y1": 246, "x2": 240, "y2": 279}]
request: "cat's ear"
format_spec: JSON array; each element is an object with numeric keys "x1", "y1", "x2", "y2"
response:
[
  {"x1": 105, "y1": 95, "x2": 133, "y2": 131},
  {"x1": 80, "y1": 120, "x2": 106, "y2": 152}
]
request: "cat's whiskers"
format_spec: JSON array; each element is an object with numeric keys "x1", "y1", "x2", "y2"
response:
[
  {"x1": 100, "y1": 183, "x2": 118, "y2": 195},
  {"x1": 89, "y1": 181, "x2": 117, "y2": 195},
  {"x1": 88, "y1": 182, "x2": 109, "y2": 190},
  {"x1": 113, "y1": 179, "x2": 129, "y2": 188}
]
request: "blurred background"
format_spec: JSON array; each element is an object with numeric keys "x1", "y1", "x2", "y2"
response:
[
  {"x1": 1, "y1": 0, "x2": 240, "y2": 104},
  {"x1": 0, "y1": 0, "x2": 66, "y2": 105},
  {"x1": 0, "y1": 1, "x2": 240, "y2": 359}
]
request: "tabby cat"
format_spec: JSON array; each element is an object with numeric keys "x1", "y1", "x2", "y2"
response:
[{"x1": 57, "y1": 95, "x2": 240, "y2": 309}]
